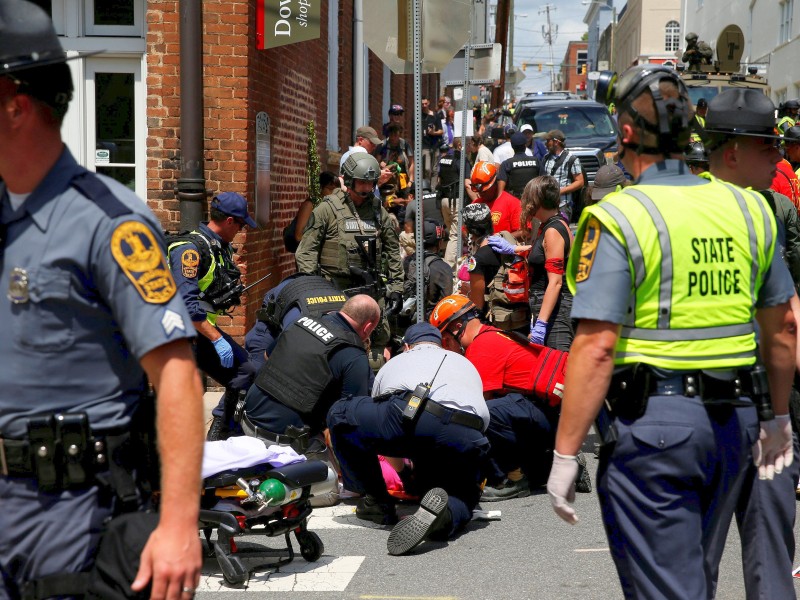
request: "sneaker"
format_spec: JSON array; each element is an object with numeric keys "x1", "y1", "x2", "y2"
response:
[
  {"x1": 575, "y1": 453, "x2": 592, "y2": 493},
  {"x1": 387, "y1": 487, "x2": 450, "y2": 556},
  {"x1": 480, "y1": 476, "x2": 531, "y2": 502},
  {"x1": 206, "y1": 416, "x2": 230, "y2": 441},
  {"x1": 356, "y1": 495, "x2": 398, "y2": 526}
]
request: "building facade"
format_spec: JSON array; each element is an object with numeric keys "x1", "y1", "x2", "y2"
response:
[{"x1": 559, "y1": 41, "x2": 589, "y2": 95}]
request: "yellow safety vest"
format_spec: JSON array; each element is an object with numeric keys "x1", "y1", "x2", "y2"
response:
[{"x1": 568, "y1": 177, "x2": 776, "y2": 370}]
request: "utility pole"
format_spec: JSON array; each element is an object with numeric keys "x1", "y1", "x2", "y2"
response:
[
  {"x1": 540, "y1": 4, "x2": 558, "y2": 91},
  {"x1": 492, "y1": 0, "x2": 510, "y2": 107}
]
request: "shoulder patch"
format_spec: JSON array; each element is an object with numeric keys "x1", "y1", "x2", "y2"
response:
[
  {"x1": 181, "y1": 249, "x2": 200, "y2": 279},
  {"x1": 111, "y1": 221, "x2": 177, "y2": 304},
  {"x1": 575, "y1": 218, "x2": 601, "y2": 283},
  {"x1": 467, "y1": 256, "x2": 477, "y2": 272}
]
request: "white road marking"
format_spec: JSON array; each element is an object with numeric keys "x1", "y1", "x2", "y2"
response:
[
  {"x1": 307, "y1": 504, "x2": 387, "y2": 529},
  {"x1": 199, "y1": 555, "x2": 365, "y2": 592}
]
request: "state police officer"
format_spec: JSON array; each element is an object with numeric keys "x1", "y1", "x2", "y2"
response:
[
  {"x1": 704, "y1": 88, "x2": 800, "y2": 600},
  {"x1": 296, "y1": 153, "x2": 404, "y2": 369},
  {"x1": 547, "y1": 64, "x2": 796, "y2": 599},
  {"x1": 0, "y1": 2, "x2": 204, "y2": 597},
  {"x1": 497, "y1": 132, "x2": 541, "y2": 199},
  {"x1": 167, "y1": 192, "x2": 256, "y2": 440}
]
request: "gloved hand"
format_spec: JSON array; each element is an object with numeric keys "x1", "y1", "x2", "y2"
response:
[
  {"x1": 547, "y1": 450, "x2": 579, "y2": 524},
  {"x1": 487, "y1": 235, "x2": 517, "y2": 255},
  {"x1": 386, "y1": 291, "x2": 403, "y2": 316},
  {"x1": 529, "y1": 319, "x2": 549, "y2": 345},
  {"x1": 212, "y1": 336, "x2": 235, "y2": 369},
  {"x1": 752, "y1": 414, "x2": 794, "y2": 480}
]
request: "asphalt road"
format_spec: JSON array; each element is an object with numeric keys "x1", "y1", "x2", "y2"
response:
[{"x1": 195, "y1": 431, "x2": 800, "y2": 599}]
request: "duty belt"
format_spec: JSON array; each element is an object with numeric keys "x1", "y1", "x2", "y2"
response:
[
  {"x1": 609, "y1": 367, "x2": 755, "y2": 403},
  {"x1": 396, "y1": 392, "x2": 485, "y2": 431},
  {"x1": 239, "y1": 412, "x2": 311, "y2": 454}
]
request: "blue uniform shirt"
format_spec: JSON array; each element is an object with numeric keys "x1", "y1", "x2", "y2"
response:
[
  {"x1": 0, "y1": 148, "x2": 194, "y2": 438},
  {"x1": 244, "y1": 279, "x2": 302, "y2": 370}
]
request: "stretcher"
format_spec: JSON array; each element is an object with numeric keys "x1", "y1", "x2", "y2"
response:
[{"x1": 199, "y1": 438, "x2": 335, "y2": 585}]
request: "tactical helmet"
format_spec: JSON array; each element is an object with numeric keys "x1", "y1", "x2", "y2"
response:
[
  {"x1": 784, "y1": 99, "x2": 800, "y2": 111},
  {"x1": 784, "y1": 126, "x2": 800, "y2": 144},
  {"x1": 685, "y1": 32, "x2": 698, "y2": 42},
  {"x1": 704, "y1": 89, "x2": 782, "y2": 143},
  {"x1": 595, "y1": 64, "x2": 691, "y2": 155},
  {"x1": 462, "y1": 202, "x2": 493, "y2": 238},
  {"x1": 684, "y1": 142, "x2": 709, "y2": 164},
  {"x1": 422, "y1": 219, "x2": 446, "y2": 246},
  {"x1": 470, "y1": 161, "x2": 498, "y2": 192},
  {"x1": 341, "y1": 153, "x2": 381, "y2": 189},
  {"x1": 429, "y1": 295, "x2": 479, "y2": 333}
]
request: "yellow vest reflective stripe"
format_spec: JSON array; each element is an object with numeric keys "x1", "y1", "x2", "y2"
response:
[
  {"x1": 570, "y1": 179, "x2": 776, "y2": 370},
  {"x1": 167, "y1": 235, "x2": 220, "y2": 326}
]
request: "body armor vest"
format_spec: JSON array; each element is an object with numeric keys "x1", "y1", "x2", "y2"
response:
[
  {"x1": 167, "y1": 231, "x2": 243, "y2": 318},
  {"x1": 504, "y1": 154, "x2": 540, "y2": 198},
  {"x1": 438, "y1": 152, "x2": 462, "y2": 193},
  {"x1": 257, "y1": 275, "x2": 346, "y2": 333},
  {"x1": 254, "y1": 314, "x2": 363, "y2": 416},
  {"x1": 318, "y1": 189, "x2": 384, "y2": 280}
]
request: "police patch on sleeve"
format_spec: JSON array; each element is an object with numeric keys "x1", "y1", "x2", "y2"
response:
[
  {"x1": 575, "y1": 218, "x2": 601, "y2": 283},
  {"x1": 181, "y1": 249, "x2": 200, "y2": 279},
  {"x1": 110, "y1": 221, "x2": 177, "y2": 304},
  {"x1": 467, "y1": 256, "x2": 477, "y2": 272}
]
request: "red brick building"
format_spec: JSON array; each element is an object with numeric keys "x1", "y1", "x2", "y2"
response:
[
  {"x1": 559, "y1": 41, "x2": 589, "y2": 95},
  {"x1": 52, "y1": 0, "x2": 438, "y2": 341}
]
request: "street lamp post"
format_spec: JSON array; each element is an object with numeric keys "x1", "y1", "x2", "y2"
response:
[{"x1": 508, "y1": 1, "x2": 528, "y2": 99}]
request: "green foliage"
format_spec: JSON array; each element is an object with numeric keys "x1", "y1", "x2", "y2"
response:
[{"x1": 306, "y1": 121, "x2": 322, "y2": 206}]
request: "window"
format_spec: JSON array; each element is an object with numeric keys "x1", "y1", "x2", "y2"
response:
[
  {"x1": 576, "y1": 50, "x2": 587, "y2": 75},
  {"x1": 665, "y1": 21, "x2": 680, "y2": 52},
  {"x1": 780, "y1": 0, "x2": 794, "y2": 44},
  {"x1": 85, "y1": 0, "x2": 143, "y2": 36}
]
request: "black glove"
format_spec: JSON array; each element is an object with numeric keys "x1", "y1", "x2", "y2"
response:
[{"x1": 386, "y1": 291, "x2": 403, "y2": 316}]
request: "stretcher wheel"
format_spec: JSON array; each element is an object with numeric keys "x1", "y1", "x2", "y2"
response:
[{"x1": 296, "y1": 530, "x2": 324, "y2": 562}]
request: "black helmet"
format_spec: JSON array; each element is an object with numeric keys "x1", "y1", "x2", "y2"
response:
[
  {"x1": 341, "y1": 153, "x2": 381, "y2": 189},
  {"x1": 784, "y1": 126, "x2": 800, "y2": 144},
  {"x1": 595, "y1": 63, "x2": 691, "y2": 155},
  {"x1": 684, "y1": 142, "x2": 708, "y2": 164},
  {"x1": 462, "y1": 203, "x2": 493, "y2": 238},
  {"x1": 423, "y1": 220, "x2": 445, "y2": 246},
  {"x1": 704, "y1": 89, "x2": 782, "y2": 144},
  {"x1": 785, "y1": 99, "x2": 800, "y2": 110}
]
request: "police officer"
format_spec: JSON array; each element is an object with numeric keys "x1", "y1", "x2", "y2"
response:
[
  {"x1": 437, "y1": 139, "x2": 470, "y2": 267},
  {"x1": 683, "y1": 141, "x2": 709, "y2": 175},
  {"x1": 497, "y1": 132, "x2": 541, "y2": 199},
  {"x1": 326, "y1": 323, "x2": 491, "y2": 555},
  {"x1": 704, "y1": 88, "x2": 800, "y2": 599},
  {"x1": 0, "y1": 2, "x2": 204, "y2": 597},
  {"x1": 296, "y1": 153, "x2": 404, "y2": 368},
  {"x1": 245, "y1": 273, "x2": 347, "y2": 372},
  {"x1": 403, "y1": 220, "x2": 452, "y2": 318},
  {"x1": 167, "y1": 192, "x2": 257, "y2": 440},
  {"x1": 777, "y1": 99, "x2": 799, "y2": 135},
  {"x1": 239, "y1": 295, "x2": 378, "y2": 449},
  {"x1": 547, "y1": 64, "x2": 796, "y2": 599}
]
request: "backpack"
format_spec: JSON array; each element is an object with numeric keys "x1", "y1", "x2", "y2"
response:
[
  {"x1": 488, "y1": 231, "x2": 531, "y2": 331},
  {"x1": 547, "y1": 151, "x2": 587, "y2": 222}
]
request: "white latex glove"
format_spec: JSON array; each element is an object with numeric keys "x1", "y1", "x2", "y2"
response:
[
  {"x1": 547, "y1": 450, "x2": 579, "y2": 524},
  {"x1": 752, "y1": 414, "x2": 793, "y2": 480}
]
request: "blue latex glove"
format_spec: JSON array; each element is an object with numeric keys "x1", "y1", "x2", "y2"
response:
[
  {"x1": 529, "y1": 319, "x2": 549, "y2": 345},
  {"x1": 213, "y1": 336, "x2": 235, "y2": 368},
  {"x1": 487, "y1": 235, "x2": 517, "y2": 255}
]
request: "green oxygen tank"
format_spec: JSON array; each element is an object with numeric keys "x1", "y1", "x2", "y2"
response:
[{"x1": 257, "y1": 478, "x2": 302, "y2": 506}]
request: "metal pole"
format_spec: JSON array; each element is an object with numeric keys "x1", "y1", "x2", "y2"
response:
[
  {"x1": 413, "y1": 0, "x2": 424, "y2": 323},
  {"x1": 456, "y1": 3, "x2": 474, "y2": 265},
  {"x1": 353, "y1": 0, "x2": 366, "y2": 126},
  {"x1": 176, "y1": 0, "x2": 205, "y2": 232}
]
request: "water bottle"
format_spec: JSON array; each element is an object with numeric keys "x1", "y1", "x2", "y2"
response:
[{"x1": 257, "y1": 478, "x2": 302, "y2": 507}]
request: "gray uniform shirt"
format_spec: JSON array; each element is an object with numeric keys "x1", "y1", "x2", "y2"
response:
[
  {"x1": 372, "y1": 343, "x2": 490, "y2": 431},
  {"x1": 572, "y1": 161, "x2": 795, "y2": 323},
  {"x1": 0, "y1": 148, "x2": 194, "y2": 438}
]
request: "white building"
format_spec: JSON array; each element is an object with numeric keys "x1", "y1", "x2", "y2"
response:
[{"x1": 680, "y1": 0, "x2": 799, "y2": 104}]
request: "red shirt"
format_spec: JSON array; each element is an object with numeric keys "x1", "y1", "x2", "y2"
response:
[
  {"x1": 482, "y1": 191, "x2": 521, "y2": 234},
  {"x1": 771, "y1": 159, "x2": 800, "y2": 211},
  {"x1": 465, "y1": 325, "x2": 537, "y2": 394}
]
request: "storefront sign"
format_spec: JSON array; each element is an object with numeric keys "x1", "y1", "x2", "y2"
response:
[{"x1": 256, "y1": 0, "x2": 321, "y2": 50}]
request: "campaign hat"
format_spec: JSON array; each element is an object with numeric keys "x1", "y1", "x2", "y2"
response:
[{"x1": 704, "y1": 89, "x2": 782, "y2": 141}]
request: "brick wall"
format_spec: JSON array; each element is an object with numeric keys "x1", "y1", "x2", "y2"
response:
[{"x1": 145, "y1": 0, "x2": 438, "y2": 344}]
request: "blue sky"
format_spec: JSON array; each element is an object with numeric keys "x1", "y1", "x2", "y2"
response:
[{"x1": 509, "y1": 0, "x2": 593, "y2": 93}]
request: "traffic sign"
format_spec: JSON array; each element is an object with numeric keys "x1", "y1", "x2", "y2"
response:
[{"x1": 363, "y1": 0, "x2": 471, "y2": 74}]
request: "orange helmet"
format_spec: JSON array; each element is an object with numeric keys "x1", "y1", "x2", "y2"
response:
[
  {"x1": 429, "y1": 295, "x2": 479, "y2": 332},
  {"x1": 469, "y1": 161, "x2": 498, "y2": 192}
]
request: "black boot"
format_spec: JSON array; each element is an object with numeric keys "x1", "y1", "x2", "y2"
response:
[
  {"x1": 206, "y1": 415, "x2": 230, "y2": 441},
  {"x1": 387, "y1": 487, "x2": 450, "y2": 555},
  {"x1": 355, "y1": 495, "x2": 398, "y2": 526}
]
